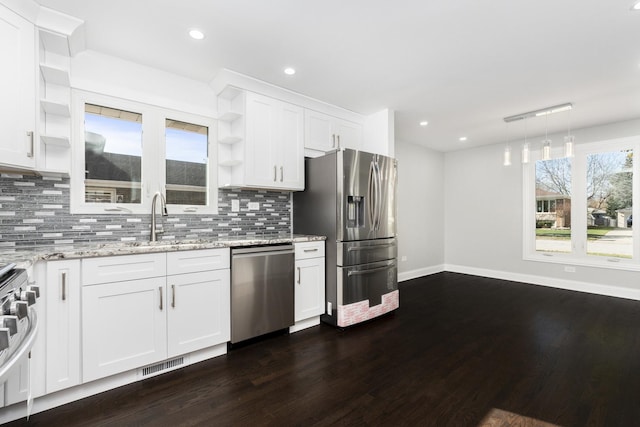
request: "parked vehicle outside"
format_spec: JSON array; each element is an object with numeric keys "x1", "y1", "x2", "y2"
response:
[{"x1": 627, "y1": 215, "x2": 633, "y2": 228}]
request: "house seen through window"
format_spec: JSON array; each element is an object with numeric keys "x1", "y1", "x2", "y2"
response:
[
  {"x1": 72, "y1": 90, "x2": 217, "y2": 215},
  {"x1": 165, "y1": 119, "x2": 209, "y2": 206},
  {"x1": 84, "y1": 104, "x2": 143, "y2": 204},
  {"x1": 528, "y1": 138, "x2": 636, "y2": 267}
]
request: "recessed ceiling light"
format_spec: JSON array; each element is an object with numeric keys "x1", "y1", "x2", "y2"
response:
[
  {"x1": 459, "y1": 137, "x2": 468, "y2": 142},
  {"x1": 632, "y1": 1, "x2": 640, "y2": 10},
  {"x1": 419, "y1": 121, "x2": 428, "y2": 127},
  {"x1": 188, "y1": 29, "x2": 205, "y2": 40},
  {"x1": 284, "y1": 67, "x2": 296, "y2": 75}
]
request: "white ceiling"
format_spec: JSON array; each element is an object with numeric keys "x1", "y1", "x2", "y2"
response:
[{"x1": 36, "y1": 0, "x2": 640, "y2": 152}]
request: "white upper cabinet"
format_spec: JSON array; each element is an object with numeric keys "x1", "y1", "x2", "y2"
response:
[
  {"x1": 0, "y1": 4, "x2": 36, "y2": 170},
  {"x1": 305, "y1": 109, "x2": 362, "y2": 153},
  {"x1": 217, "y1": 88, "x2": 304, "y2": 191}
]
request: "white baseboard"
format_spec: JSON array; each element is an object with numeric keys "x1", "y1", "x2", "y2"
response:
[
  {"x1": 289, "y1": 316, "x2": 320, "y2": 333},
  {"x1": 398, "y1": 264, "x2": 445, "y2": 282},
  {"x1": 0, "y1": 343, "x2": 228, "y2": 425},
  {"x1": 444, "y1": 263, "x2": 640, "y2": 301}
]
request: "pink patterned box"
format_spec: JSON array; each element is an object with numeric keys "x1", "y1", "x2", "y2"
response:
[{"x1": 336, "y1": 290, "x2": 399, "y2": 327}]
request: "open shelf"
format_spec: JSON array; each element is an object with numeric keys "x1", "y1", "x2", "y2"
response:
[
  {"x1": 40, "y1": 99, "x2": 70, "y2": 117},
  {"x1": 218, "y1": 111, "x2": 242, "y2": 122},
  {"x1": 218, "y1": 135, "x2": 242, "y2": 145},
  {"x1": 39, "y1": 30, "x2": 70, "y2": 56},
  {"x1": 218, "y1": 159, "x2": 242, "y2": 167},
  {"x1": 40, "y1": 64, "x2": 70, "y2": 86},
  {"x1": 41, "y1": 135, "x2": 70, "y2": 147}
]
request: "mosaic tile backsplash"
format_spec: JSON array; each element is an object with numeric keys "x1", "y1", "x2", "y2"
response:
[{"x1": 0, "y1": 174, "x2": 292, "y2": 249}]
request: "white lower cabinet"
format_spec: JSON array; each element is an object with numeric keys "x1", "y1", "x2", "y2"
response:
[
  {"x1": 45, "y1": 259, "x2": 81, "y2": 393},
  {"x1": 295, "y1": 258, "x2": 325, "y2": 321},
  {"x1": 82, "y1": 249, "x2": 230, "y2": 383},
  {"x1": 166, "y1": 267, "x2": 230, "y2": 357},
  {"x1": 292, "y1": 241, "x2": 325, "y2": 331},
  {"x1": 82, "y1": 277, "x2": 168, "y2": 382}
]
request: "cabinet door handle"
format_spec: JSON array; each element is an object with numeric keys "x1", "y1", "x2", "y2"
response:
[
  {"x1": 159, "y1": 286, "x2": 163, "y2": 311},
  {"x1": 280, "y1": 166, "x2": 284, "y2": 182},
  {"x1": 273, "y1": 165, "x2": 277, "y2": 182},
  {"x1": 27, "y1": 131, "x2": 34, "y2": 158},
  {"x1": 336, "y1": 134, "x2": 340, "y2": 148},
  {"x1": 171, "y1": 285, "x2": 176, "y2": 308},
  {"x1": 332, "y1": 134, "x2": 336, "y2": 148},
  {"x1": 297, "y1": 267, "x2": 301, "y2": 284},
  {"x1": 61, "y1": 272, "x2": 67, "y2": 301}
]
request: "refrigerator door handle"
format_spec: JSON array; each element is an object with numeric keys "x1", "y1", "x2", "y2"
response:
[
  {"x1": 373, "y1": 158, "x2": 382, "y2": 230},
  {"x1": 367, "y1": 160, "x2": 376, "y2": 228}
]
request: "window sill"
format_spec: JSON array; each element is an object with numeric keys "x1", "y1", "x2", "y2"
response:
[{"x1": 524, "y1": 252, "x2": 640, "y2": 272}]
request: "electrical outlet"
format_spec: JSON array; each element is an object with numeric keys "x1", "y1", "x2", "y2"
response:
[
  {"x1": 401, "y1": 256, "x2": 407, "y2": 262},
  {"x1": 231, "y1": 199, "x2": 239, "y2": 212},
  {"x1": 564, "y1": 266, "x2": 576, "y2": 273},
  {"x1": 248, "y1": 202, "x2": 259, "y2": 210}
]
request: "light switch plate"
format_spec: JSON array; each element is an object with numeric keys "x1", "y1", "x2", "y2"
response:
[{"x1": 231, "y1": 199, "x2": 239, "y2": 212}]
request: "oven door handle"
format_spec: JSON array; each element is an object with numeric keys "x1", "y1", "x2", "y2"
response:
[{"x1": 0, "y1": 307, "x2": 38, "y2": 384}]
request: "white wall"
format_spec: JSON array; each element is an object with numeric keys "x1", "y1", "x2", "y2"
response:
[
  {"x1": 71, "y1": 50, "x2": 217, "y2": 117},
  {"x1": 364, "y1": 109, "x2": 395, "y2": 157},
  {"x1": 396, "y1": 140, "x2": 445, "y2": 281},
  {"x1": 443, "y1": 118, "x2": 640, "y2": 300}
]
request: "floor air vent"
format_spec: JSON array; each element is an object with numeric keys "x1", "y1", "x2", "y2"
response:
[{"x1": 139, "y1": 357, "x2": 185, "y2": 378}]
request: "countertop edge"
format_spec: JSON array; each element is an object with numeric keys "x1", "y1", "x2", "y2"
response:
[{"x1": 1, "y1": 235, "x2": 326, "y2": 268}]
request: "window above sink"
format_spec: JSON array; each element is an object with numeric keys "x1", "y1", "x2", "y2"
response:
[{"x1": 71, "y1": 90, "x2": 218, "y2": 215}]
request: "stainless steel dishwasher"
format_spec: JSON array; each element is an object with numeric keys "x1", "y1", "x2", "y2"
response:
[{"x1": 230, "y1": 244, "x2": 295, "y2": 344}]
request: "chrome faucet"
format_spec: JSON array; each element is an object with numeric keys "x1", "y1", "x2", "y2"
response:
[{"x1": 150, "y1": 191, "x2": 168, "y2": 242}]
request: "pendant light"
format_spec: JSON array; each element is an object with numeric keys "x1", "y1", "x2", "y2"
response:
[
  {"x1": 521, "y1": 117, "x2": 530, "y2": 164},
  {"x1": 503, "y1": 121, "x2": 511, "y2": 166},
  {"x1": 564, "y1": 109, "x2": 574, "y2": 158},
  {"x1": 503, "y1": 103, "x2": 573, "y2": 165},
  {"x1": 541, "y1": 113, "x2": 551, "y2": 161},
  {"x1": 503, "y1": 145, "x2": 512, "y2": 166}
]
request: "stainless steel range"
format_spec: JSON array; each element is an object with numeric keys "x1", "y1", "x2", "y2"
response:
[{"x1": 0, "y1": 263, "x2": 39, "y2": 384}]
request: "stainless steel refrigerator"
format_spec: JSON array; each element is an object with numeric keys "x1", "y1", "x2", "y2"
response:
[{"x1": 293, "y1": 148, "x2": 398, "y2": 327}]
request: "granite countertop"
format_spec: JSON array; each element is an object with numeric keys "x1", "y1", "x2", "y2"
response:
[{"x1": 0, "y1": 234, "x2": 326, "y2": 268}]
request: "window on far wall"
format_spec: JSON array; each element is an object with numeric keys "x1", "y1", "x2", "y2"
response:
[
  {"x1": 535, "y1": 158, "x2": 572, "y2": 254},
  {"x1": 71, "y1": 90, "x2": 217, "y2": 215},
  {"x1": 524, "y1": 137, "x2": 638, "y2": 270},
  {"x1": 585, "y1": 149, "x2": 633, "y2": 259}
]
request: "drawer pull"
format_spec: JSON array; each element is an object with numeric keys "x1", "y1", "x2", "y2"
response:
[
  {"x1": 303, "y1": 248, "x2": 319, "y2": 253},
  {"x1": 61, "y1": 272, "x2": 67, "y2": 301},
  {"x1": 27, "y1": 131, "x2": 34, "y2": 158}
]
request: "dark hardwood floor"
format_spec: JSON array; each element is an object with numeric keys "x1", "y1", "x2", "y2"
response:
[{"x1": 8, "y1": 272, "x2": 640, "y2": 426}]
